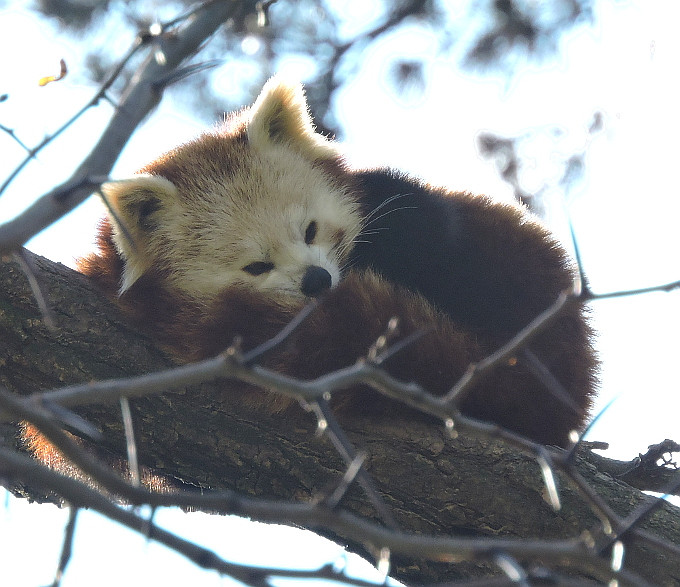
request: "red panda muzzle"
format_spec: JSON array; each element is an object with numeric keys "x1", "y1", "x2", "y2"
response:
[{"x1": 301, "y1": 265, "x2": 332, "y2": 297}]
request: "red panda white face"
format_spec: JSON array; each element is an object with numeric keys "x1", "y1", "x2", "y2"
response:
[
  {"x1": 101, "y1": 78, "x2": 361, "y2": 304},
  {"x1": 158, "y1": 147, "x2": 359, "y2": 300}
]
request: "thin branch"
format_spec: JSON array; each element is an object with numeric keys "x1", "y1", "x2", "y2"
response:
[
  {"x1": 586, "y1": 279, "x2": 680, "y2": 301},
  {"x1": 151, "y1": 59, "x2": 223, "y2": 89},
  {"x1": 535, "y1": 449, "x2": 561, "y2": 512},
  {"x1": 0, "y1": 122, "x2": 34, "y2": 155},
  {"x1": 321, "y1": 450, "x2": 367, "y2": 509},
  {"x1": 599, "y1": 470, "x2": 680, "y2": 554},
  {"x1": 51, "y1": 506, "x2": 78, "y2": 587},
  {"x1": 12, "y1": 248, "x2": 57, "y2": 331},
  {"x1": 0, "y1": 41, "x2": 144, "y2": 200},
  {"x1": 0, "y1": 386, "x2": 150, "y2": 501},
  {"x1": 0, "y1": 447, "x2": 653, "y2": 586},
  {"x1": 313, "y1": 398, "x2": 399, "y2": 530},
  {"x1": 241, "y1": 300, "x2": 318, "y2": 365},
  {"x1": 520, "y1": 347, "x2": 585, "y2": 416},
  {"x1": 0, "y1": 448, "x2": 386, "y2": 587},
  {"x1": 0, "y1": 0, "x2": 248, "y2": 254},
  {"x1": 443, "y1": 289, "x2": 573, "y2": 406},
  {"x1": 30, "y1": 354, "x2": 231, "y2": 408},
  {"x1": 577, "y1": 440, "x2": 680, "y2": 495},
  {"x1": 120, "y1": 397, "x2": 141, "y2": 486}
]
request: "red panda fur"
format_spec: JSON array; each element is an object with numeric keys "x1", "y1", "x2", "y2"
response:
[
  {"x1": 76, "y1": 80, "x2": 596, "y2": 447},
  {"x1": 39, "y1": 79, "x2": 598, "y2": 458}
]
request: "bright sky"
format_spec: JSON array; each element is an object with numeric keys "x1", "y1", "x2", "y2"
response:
[{"x1": 1, "y1": 1, "x2": 679, "y2": 585}]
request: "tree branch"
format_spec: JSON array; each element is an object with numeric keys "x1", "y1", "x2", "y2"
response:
[
  {"x1": 0, "y1": 447, "x2": 657, "y2": 587},
  {"x1": 0, "y1": 0, "x2": 253, "y2": 254},
  {"x1": 2, "y1": 251, "x2": 679, "y2": 585}
]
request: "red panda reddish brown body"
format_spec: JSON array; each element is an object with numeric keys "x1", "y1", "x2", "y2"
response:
[{"x1": 77, "y1": 79, "x2": 597, "y2": 447}]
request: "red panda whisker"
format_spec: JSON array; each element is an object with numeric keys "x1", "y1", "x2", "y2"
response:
[{"x1": 361, "y1": 192, "x2": 411, "y2": 224}]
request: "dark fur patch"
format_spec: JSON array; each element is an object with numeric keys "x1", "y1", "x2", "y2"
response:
[
  {"x1": 266, "y1": 103, "x2": 288, "y2": 143},
  {"x1": 128, "y1": 192, "x2": 162, "y2": 231}
]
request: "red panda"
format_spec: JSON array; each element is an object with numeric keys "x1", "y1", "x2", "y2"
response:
[{"x1": 71, "y1": 78, "x2": 596, "y2": 447}]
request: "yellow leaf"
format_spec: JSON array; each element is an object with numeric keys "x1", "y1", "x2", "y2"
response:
[{"x1": 38, "y1": 58, "x2": 67, "y2": 87}]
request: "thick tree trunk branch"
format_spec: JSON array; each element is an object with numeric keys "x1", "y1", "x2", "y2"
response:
[{"x1": 1, "y1": 252, "x2": 679, "y2": 585}]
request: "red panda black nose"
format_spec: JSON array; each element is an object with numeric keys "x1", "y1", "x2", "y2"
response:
[{"x1": 301, "y1": 265, "x2": 332, "y2": 297}]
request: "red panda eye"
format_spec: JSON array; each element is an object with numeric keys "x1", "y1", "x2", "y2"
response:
[
  {"x1": 242, "y1": 261, "x2": 274, "y2": 276},
  {"x1": 305, "y1": 221, "x2": 318, "y2": 244}
]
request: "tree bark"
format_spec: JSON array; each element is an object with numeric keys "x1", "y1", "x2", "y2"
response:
[{"x1": 1, "y1": 251, "x2": 679, "y2": 585}]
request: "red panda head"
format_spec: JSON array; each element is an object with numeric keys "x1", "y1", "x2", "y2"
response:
[{"x1": 100, "y1": 79, "x2": 362, "y2": 305}]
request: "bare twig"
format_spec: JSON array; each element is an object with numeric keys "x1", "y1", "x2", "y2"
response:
[
  {"x1": 0, "y1": 43, "x2": 143, "y2": 200},
  {"x1": 586, "y1": 279, "x2": 680, "y2": 300},
  {"x1": 0, "y1": 121, "x2": 34, "y2": 155},
  {"x1": 0, "y1": 446, "x2": 654, "y2": 586},
  {"x1": 577, "y1": 440, "x2": 680, "y2": 495},
  {"x1": 321, "y1": 450, "x2": 368, "y2": 509},
  {"x1": 443, "y1": 289, "x2": 574, "y2": 406},
  {"x1": 12, "y1": 248, "x2": 57, "y2": 331},
  {"x1": 313, "y1": 398, "x2": 399, "y2": 530},
  {"x1": 0, "y1": 1, "x2": 247, "y2": 254},
  {"x1": 0, "y1": 448, "x2": 387, "y2": 587},
  {"x1": 520, "y1": 347, "x2": 585, "y2": 416},
  {"x1": 51, "y1": 506, "x2": 78, "y2": 587},
  {"x1": 0, "y1": 386, "x2": 148, "y2": 500},
  {"x1": 241, "y1": 300, "x2": 318, "y2": 365},
  {"x1": 119, "y1": 397, "x2": 140, "y2": 486}
]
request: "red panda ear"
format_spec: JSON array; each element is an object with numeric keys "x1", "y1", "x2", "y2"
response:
[
  {"x1": 247, "y1": 77, "x2": 339, "y2": 161},
  {"x1": 99, "y1": 175, "x2": 178, "y2": 293}
]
